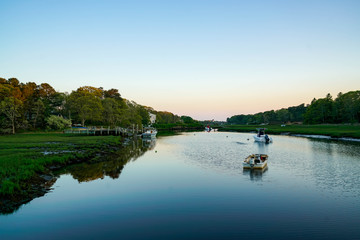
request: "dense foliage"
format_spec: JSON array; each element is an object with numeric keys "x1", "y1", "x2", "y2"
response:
[
  {"x1": 227, "y1": 91, "x2": 360, "y2": 125},
  {"x1": 0, "y1": 77, "x2": 198, "y2": 134},
  {"x1": 304, "y1": 92, "x2": 360, "y2": 124},
  {"x1": 227, "y1": 104, "x2": 306, "y2": 125},
  {"x1": 46, "y1": 115, "x2": 72, "y2": 130}
]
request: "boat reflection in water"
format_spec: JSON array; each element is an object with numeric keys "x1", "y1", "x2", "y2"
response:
[
  {"x1": 243, "y1": 166, "x2": 268, "y2": 181},
  {"x1": 142, "y1": 138, "x2": 156, "y2": 150}
]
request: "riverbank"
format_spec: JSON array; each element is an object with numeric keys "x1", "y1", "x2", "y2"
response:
[
  {"x1": 219, "y1": 124, "x2": 360, "y2": 139},
  {"x1": 154, "y1": 123, "x2": 203, "y2": 131},
  {"x1": 0, "y1": 133, "x2": 124, "y2": 214}
]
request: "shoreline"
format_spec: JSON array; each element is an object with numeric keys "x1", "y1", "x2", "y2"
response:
[
  {"x1": 290, "y1": 134, "x2": 360, "y2": 142},
  {"x1": 218, "y1": 124, "x2": 360, "y2": 141},
  {"x1": 219, "y1": 129, "x2": 360, "y2": 142},
  {"x1": 2, "y1": 127, "x2": 360, "y2": 214},
  {"x1": 0, "y1": 134, "x2": 126, "y2": 215},
  {"x1": 0, "y1": 145, "x2": 122, "y2": 215}
]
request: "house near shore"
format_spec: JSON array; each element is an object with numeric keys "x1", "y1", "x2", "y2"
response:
[{"x1": 149, "y1": 113, "x2": 156, "y2": 124}]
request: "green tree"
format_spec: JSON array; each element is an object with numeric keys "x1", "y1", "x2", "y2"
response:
[
  {"x1": 334, "y1": 91, "x2": 360, "y2": 123},
  {"x1": 38, "y1": 83, "x2": 57, "y2": 120},
  {"x1": 120, "y1": 101, "x2": 142, "y2": 127},
  {"x1": 20, "y1": 82, "x2": 39, "y2": 127},
  {"x1": 32, "y1": 99, "x2": 45, "y2": 128},
  {"x1": 137, "y1": 106, "x2": 150, "y2": 126},
  {"x1": 103, "y1": 88, "x2": 122, "y2": 100},
  {"x1": 102, "y1": 98, "x2": 122, "y2": 127},
  {"x1": 275, "y1": 109, "x2": 290, "y2": 123},
  {"x1": 156, "y1": 111, "x2": 180, "y2": 124},
  {"x1": 0, "y1": 97, "x2": 23, "y2": 134},
  {"x1": 68, "y1": 92, "x2": 103, "y2": 126},
  {"x1": 77, "y1": 86, "x2": 103, "y2": 98},
  {"x1": 46, "y1": 115, "x2": 72, "y2": 130},
  {"x1": 288, "y1": 104, "x2": 306, "y2": 122},
  {"x1": 181, "y1": 115, "x2": 195, "y2": 124},
  {"x1": 304, "y1": 94, "x2": 335, "y2": 124}
]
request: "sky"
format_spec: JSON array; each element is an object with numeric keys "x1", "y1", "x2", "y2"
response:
[{"x1": 0, "y1": 0, "x2": 359, "y2": 121}]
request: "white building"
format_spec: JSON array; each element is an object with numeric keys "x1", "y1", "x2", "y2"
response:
[{"x1": 149, "y1": 113, "x2": 156, "y2": 124}]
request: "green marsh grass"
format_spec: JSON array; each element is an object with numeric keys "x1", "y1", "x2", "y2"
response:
[{"x1": 0, "y1": 133, "x2": 121, "y2": 196}]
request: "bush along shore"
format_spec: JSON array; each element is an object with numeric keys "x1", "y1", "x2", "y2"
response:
[
  {"x1": 0, "y1": 133, "x2": 126, "y2": 214},
  {"x1": 218, "y1": 124, "x2": 360, "y2": 139}
]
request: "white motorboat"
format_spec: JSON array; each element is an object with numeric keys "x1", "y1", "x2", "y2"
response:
[
  {"x1": 253, "y1": 128, "x2": 272, "y2": 143},
  {"x1": 243, "y1": 154, "x2": 268, "y2": 169},
  {"x1": 205, "y1": 125, "x2": 212, "y2": 132},
  {"x1": 142, "y1": 128, "x2": 157, "y2": 138}
]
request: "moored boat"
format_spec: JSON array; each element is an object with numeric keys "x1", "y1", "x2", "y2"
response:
[
  {"x1": 243, "y1": 154, "x2": 268, "y2": 169},
  {"x1": 205, "y1": 125, "x2": 212, "y2": 132},
  {"x1": 142, "y1": 128, "x2": 157, "y2": 138},
  {"x1": 253, "y1": 128, "x2": 272, "y2": 143}
]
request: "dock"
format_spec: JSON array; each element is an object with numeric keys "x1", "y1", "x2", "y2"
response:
[{"x1": 64, "y1": 125, "x2": 143, "y2": 137}]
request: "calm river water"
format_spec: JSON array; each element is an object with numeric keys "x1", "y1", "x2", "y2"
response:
[{"x1": 1, "y1": 132, "x2": 360, "y2": 240}]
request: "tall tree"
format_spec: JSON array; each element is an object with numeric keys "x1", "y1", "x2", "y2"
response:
[
  {"x1": 68, "y1": 87, "x2": 103, "y2": 126},
  {"x1": 103, "y1": 88, "x2": 122, "y2": 100},
  {"x1": 334, "y1": 91, "x2": 360, "y2": 123},
  {"x1": 32, "y1": 99, "x2": 45, "y2": 128},
  {"x1": 181, "y1": 116, "x2": 195, "y2": 124},
  {"x1": 102, "y1": 98, "x2": 122, "y2": 127},
  {"x1": 0, "y1": 97, "x2": 23, "y2": 134},
  {"x1": 304, "y1": 94, "x2": 335, "y2": 124},
  {"x1": 137, "y1": 106, "x2": 150, "y2": 126}
]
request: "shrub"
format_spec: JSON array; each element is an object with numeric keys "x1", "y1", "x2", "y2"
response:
[{"x1": 46, "y1": 115, "x2": 72, "y2": 130}]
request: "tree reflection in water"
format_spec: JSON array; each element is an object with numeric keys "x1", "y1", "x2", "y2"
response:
[{"x1": 57, "y1": 138, "x2": 156, "y2": 183}]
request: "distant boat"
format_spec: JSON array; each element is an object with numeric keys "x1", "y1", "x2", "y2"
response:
[
  {"x1": 243, "y1": 154, "x2": 268, "y2": 169},
  {"x1": 142, "y1": 128, "x2": 157, "y2": 138},
  {"x1": 205, "y1": 125, "x2": 212, "y2": 132},
  {"x1": 253, "y1": 128, "x2": 272, "y2": 143}
]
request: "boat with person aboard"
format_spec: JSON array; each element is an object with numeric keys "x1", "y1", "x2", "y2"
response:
[
  {"x1": 253, "y1": 128, "x2": 272, "y2": 143},
  {"x1": 243, "y1": 154, "x2": 268, "y2": 169}
]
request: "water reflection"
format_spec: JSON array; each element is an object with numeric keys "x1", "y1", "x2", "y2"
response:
[
  {"x1": 243, "y1": 167, "x2": 268, "y2": 181},
  {"x1": 254, "y1": 141, "x2": 270, "y2": 154},
  {"x1": 2, "y1": 132, "x2": 360, "y2": 239},
  {"x1": 309, "y1": 137, "x2": 360, "y2": 157},
  {"x1": 0, "y1": 138, "x2": 155, "y2": 215},
  {"x1": 142, "y1": 138, "x2": 156, "y2": 150},
  {"x1": 57, "y1": 138, "x2": 155, "y2": 183},
  {"x1": 182, "y1": 133, "x2": 271, "y2": 175}
]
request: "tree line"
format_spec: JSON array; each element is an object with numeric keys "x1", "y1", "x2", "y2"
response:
[
  {"x1": 227, "y1": 91, "x2": 360, "y2": 125},
  {"x1": 0, "y1": 77, "x2": 197, "y2": 134}
]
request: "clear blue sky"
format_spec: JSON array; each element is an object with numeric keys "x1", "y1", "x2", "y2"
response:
[{"x1": 1, "y1": 0, "x2": 359, "y2": 120}]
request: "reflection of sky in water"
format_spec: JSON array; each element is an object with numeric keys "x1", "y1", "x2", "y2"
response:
[{"x1": 1, "y1": 132, "x2": 360, "y2": 239}]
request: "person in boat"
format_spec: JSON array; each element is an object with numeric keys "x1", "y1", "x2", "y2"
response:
[
  {"x1": 258, "y1": 129, "x2": 264, "y2": 137},
  {"x1": 254, "y1": 155, "x2": 260, "y2": 164}
]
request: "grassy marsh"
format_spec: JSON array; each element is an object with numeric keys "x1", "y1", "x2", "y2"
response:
[{"x1": 0, "y1": 133, "x2": 122, "y2": 197}]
